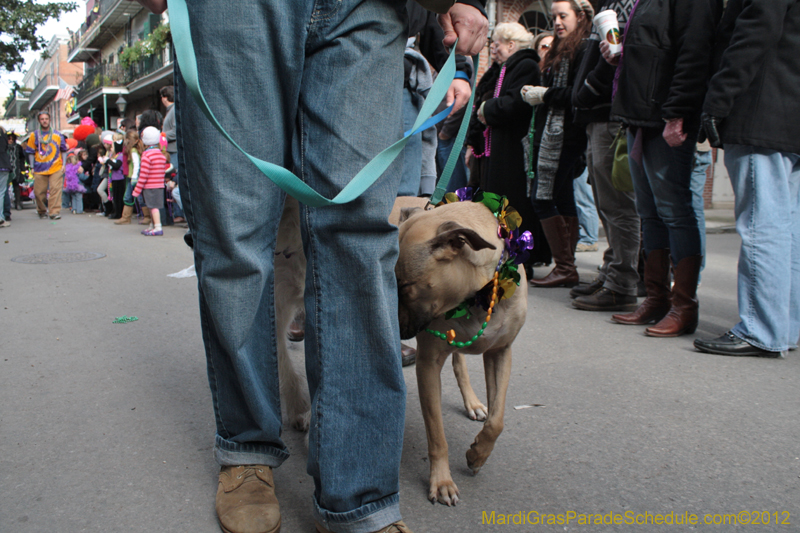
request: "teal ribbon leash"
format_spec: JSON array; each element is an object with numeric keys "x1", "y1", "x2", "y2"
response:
[{"x1": 168, "y1": 0, "x2": 472, "y2": 207}]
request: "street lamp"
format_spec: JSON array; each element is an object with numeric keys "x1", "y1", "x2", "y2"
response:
[{"x1": 116, "y1": 95, "x2": 127, "y2": 115}]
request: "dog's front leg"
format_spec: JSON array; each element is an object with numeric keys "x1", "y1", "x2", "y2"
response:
[
  {"x1": 466, "y1": 344, "x2": 512, "y2": 474},
  {"x1": 452, "y1": 353, "x2": 487, "y2": 421},
  {"x1": 416, "y1": 342, "x2": 460, "y2": 506}
]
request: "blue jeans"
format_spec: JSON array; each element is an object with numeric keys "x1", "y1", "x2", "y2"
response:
[
  {"x1": 627, "y1": 127, "x2": 701, "y2": 262},
  {"x1": 725, "y1": 144, "x2": 800, "y2": 352},
  {"x1": 170, "y1": 154, "x2": 185, "y2": 217},
  {"x1": 573, "y1": 168, "x2": 598, "y2": 245},
  {"x1": 176, "y1": 1, "x2": 407, "y2": 531},
  {"x1": 398, "y1": 87, "x2": 423, "y2": 196},
  {"x1": 66, "y1": 192, "x2": 84, "y2": 213},
  {"x1": 123, "y1": 178, "x2": 134, "y2": 206},
  {"x1": 0, "y1": 172, "x2": 8, "y2": 221},
  {"x1": 436, "y1": 135, "x2": 469, "y2": 193},
  {"x1": 691, "y1": 149, "x2": 711, "y2": 275}
]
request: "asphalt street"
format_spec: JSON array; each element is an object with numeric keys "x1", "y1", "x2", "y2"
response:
[{"x1": 1, "y1": 205, "x2": 798, "y2": 533}]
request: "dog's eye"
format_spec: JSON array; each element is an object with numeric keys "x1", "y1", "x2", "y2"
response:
[{"x1": 398, "y1": 281, "x2": 414, "y2": 291}]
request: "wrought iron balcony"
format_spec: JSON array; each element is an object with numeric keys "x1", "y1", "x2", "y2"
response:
[{"x1": 75, "y1": 63, "x2": 129, "y2": 102}]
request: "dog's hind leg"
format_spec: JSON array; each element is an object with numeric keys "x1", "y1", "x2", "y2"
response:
[
  {"x1": 417, "y1": 343, "x2": 460, "y2": 506},
  {"x1": 466, "y1": 344, "x2": 512, "y2": 475},
  {"x1": 452, "y1": 353, "x2": 487, "y2": 421},
  {"x1": 277, "y1": 326, "x2": 311, "y2": 431},
  {"x1": 275, "y1": 197, "x2": 311, "y2": 432}
]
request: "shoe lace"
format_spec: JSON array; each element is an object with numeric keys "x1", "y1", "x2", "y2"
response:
[{"x1": 235, "y1": 466, "x2": 266, "y2": 480}]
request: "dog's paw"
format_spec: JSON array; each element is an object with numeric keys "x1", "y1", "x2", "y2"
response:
[
  {"x1": 466, "y1": 445, "x2": 488, "y2": 475},
  {"x1": 428, "y1": 480, "x2": 460, "y2": 507},
  {"x1": 466, "y1": 402, "x2": 488, "y2": 421}
]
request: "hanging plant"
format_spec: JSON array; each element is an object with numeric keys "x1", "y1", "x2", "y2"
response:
[
  {"x1": 148, "y1": 23, "x2": 171, "y2": 54},
  {"x1": 118, "y1": 23, "x2": 170, "y2": 69}
]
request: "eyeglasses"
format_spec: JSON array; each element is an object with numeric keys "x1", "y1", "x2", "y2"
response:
[{"x1": 539, "y1": 44, "x2": 551, "y2": 50}]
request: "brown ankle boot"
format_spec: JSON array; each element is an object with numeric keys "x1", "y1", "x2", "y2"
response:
[
  {"x1": 645, "y1": 255, "x2": 702, "y2": 337},
  {"x1": 139, "y1": 206, "x2": 152, "y2": 225},
  {"x1": 529, "y1": 216, "x2": 579, "y2": 288},
  {"x1": 612, "y1": 249, "x2": 671, "y2": 325},
  {"x1": 115, "y1": 205, "x2": 133, "y2": 225},
  {"x1": 216, "y1": 465, "x2": 281, "y2": 533}
]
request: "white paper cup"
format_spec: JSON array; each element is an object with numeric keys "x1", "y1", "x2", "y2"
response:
[{"x1": 594, "y1": 9, "x2": 622, "y2": 56}]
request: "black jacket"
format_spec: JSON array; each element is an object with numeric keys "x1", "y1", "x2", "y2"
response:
[
  {"x1": 533, "y1": 42, "x2": 588, "y2": 149},
  {"x1": 611, "y1": 0, "x2": 723, "y2": 129},
  {"x1": 477, "y1": 49, "x2": 542, "y2": 250},
  {"x1": 704, "y1": 0, "x2": 800, "y2": 154},
  {"x1": 0, "y1": 138, "x2": 10, "y2": 172},
  {"x1": 573, "y1": 0, "x2": 635, "y2": 125}
]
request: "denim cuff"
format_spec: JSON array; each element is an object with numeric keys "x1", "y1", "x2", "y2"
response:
[
  {"x1": 312, "y1": 492, "x2": 401, "y2": 533},
  {"x1": 730, "y1": 326, "x2": 788, "y2": 356},
  {"x1": 214, "y1": 434, "x2": 289, "y2": 468}
]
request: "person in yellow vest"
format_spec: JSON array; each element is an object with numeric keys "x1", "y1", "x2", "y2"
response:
[{"x1": 26, "y1": 111, "x2": 69, "y2": 219}]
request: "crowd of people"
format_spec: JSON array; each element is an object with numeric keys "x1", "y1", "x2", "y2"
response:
[
  {"x1": 7, "y1": 0, "x2": 796, "y2": 531},
  {"x1": 463, "y1": 0, "x2": 798, "y2": 361},
  {"x1": 0, "y1": 85, "x2": 183, "y2": 235}
]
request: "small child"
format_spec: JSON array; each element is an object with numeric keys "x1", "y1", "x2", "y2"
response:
[
  {"x1": 132, "y1": 126, "x2": 168, "y2": 236},
  {"x1": 63, "y1": 152, "x2": 87, "y2": 214},
  {"x1": 94, "y1": 145, "x2": 109, "y2": 214}
]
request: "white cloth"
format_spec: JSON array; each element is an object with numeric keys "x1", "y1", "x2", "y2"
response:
[{"x1": 521, "y1": 85, "x2": 547, "y2": 106}]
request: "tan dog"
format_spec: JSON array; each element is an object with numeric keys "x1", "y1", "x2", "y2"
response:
[
  {"x1": 396, "y1": 200, "x2": 528, "y2": 506},
  {"x1": 274, "y1": 196, "x2": 311, "y2": 432}
]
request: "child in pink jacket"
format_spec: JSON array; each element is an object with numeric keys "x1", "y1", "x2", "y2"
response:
[{"x1": 132, "y1": 127, "x2": 169, "y2": 236}]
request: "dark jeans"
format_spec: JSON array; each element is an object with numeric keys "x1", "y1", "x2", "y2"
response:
[{"x1": 627, "y1": 127, "x2": 701, "y2": 262}]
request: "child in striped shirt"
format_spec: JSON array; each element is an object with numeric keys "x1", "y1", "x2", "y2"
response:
[{"x1": 132, "y1": 127, "x2": 169, "y2": 236}]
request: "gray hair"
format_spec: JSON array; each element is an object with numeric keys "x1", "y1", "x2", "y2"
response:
[{"x1": 492, "y1": 22, "x2": 534, "y2": 50}]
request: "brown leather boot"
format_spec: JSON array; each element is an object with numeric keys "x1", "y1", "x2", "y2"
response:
[
  {"x1": 529, "y1": 216, "x2": 579, "y2": 288},
  {"x1": 645, "y1": 255, "x2": 702, "y2": 337},
  {"x1": 139, "y1": 206, "x2": 152, "y2": 225},
  {"x1": 612, "y1": 249, "x2": 671, "y2": 325},
  {"x1": 216, "y1": 465, "x2": 281, "y2": 533},
  {"x1": 565, "y1": 216, "x2": 579, "y2": 256},
  {"x1": 114, "y1": 205, "x2": 133, "y2": 225}
]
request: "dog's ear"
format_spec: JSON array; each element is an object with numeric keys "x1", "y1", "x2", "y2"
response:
[
  {"x1": 429, "y1": 222, "x2": 496, "y2": 261},
  {"x1": 398, "y1": 207, "x2": 423, "y2": 225}
]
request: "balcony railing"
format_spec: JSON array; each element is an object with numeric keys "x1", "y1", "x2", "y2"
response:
[
  {"x1": 127, "y1": 45, "x2": 171, "y2": 83},
  {"x1": 74, "y1": 46, "x2": 172, "y2": 102},
  {"x1": 75, "y1": 63, "x2": 128, "y2": 101},
  {"x1": 68, "y1": 0, "x2": 128, "y2": 61},
  {"x1": 28, "y1": 74, "x2": 60, "y2": 109}
]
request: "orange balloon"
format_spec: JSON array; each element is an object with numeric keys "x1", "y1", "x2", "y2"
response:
[{"x1": 66, "y1": 138, "x2": 78, "y2": 149}]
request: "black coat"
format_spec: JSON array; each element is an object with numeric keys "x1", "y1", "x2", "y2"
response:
[
  {"x1": 704, "y1": 0, "x2": 800, "y2": 154},
  {"x1": 8, "y1": 142, "x2": 28, "y2": 183},
  {"x1": 534, "y1": 42, "x2": 588, "y2": 149},
  {"x1": 481, "y1": 48, "x2": 541, "y2": 196},
  {"x1": 0, "y1": 138, "x2": 10, "y2": 172},
  {"x1": 476, "y1": 49, "x2": 551, "y2": 265},
  {"x1": 611, "y1": 0, "x2": 723, "y2": 130},
  {"x1": 573, "y1": 0, "x2": 635, "y2": 125}
]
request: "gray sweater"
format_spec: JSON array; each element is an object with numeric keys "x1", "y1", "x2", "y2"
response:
[{"x1": 162, "y1": 104, "x2": 177, "y2": 154}]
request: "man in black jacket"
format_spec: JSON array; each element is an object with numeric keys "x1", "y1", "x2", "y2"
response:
[
  {"x1": 604, "y1": 0, "x2": 723, "y2": 337},
  {"x1": 694, "y1": 0, "x2": 800, "y2": 358},
  {"x1": 570, "y1": 0, "x2": 639, "y2": 312}
]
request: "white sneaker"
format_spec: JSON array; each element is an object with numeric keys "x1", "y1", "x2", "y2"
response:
[{"x1": 0, "y1": 220, "x2": 11, "y2": 228}]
